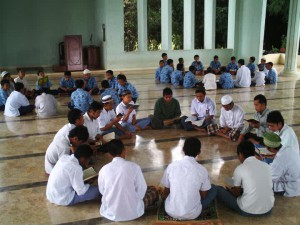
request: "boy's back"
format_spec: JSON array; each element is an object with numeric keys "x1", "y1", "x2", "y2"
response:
[
  {"x1": 98, "y1": 157, "x2": 147, "y2": 221},
  {"x1": 161, "y1": 156, "x2": 211, "y2": 220},
  {"x1": 71, "y1": 88, "x2": 93, "y2": 113},
  {"x1": 171, "y1": 70, "x2": 183, "y2": 86},
  {"x1": 35, "y1": 93, "x2": 57, "y2": 118}
]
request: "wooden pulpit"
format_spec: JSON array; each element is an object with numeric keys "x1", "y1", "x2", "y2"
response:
[{"x1": 64, "y1": 35, "x2": 83, "y2": 71}]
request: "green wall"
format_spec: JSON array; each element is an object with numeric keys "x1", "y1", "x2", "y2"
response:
[{"x1": 0, "y1": 0, "x2": 95, "y2": 68}]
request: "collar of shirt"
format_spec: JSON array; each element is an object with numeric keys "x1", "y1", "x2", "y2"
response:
[
  {"x1": 183, "y1": 155, "x2": 197, "y2": 162},
  {"x1": 243, "y1": 156, "x2": 256, "y2": 164},
  {"x1": 196, "y1": 96, "x2": 207, "y2": 104},
  {"x1": 258, "y1": 108, "x2": 268, "y2": 116},
  {"x1": 277, "y1": 124, "x2": 288, "y2": 136},
  {"x1": 84, "y1": 112, "x2": 94, "y2": 121},
  {"x1": 112, "y1": 157, "x2": 125, "y2": 162},
  {"x1": 70, "y1": 154, "x2": 80, "y2": 164}
]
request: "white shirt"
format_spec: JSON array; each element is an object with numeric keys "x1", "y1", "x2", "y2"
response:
[
  {"x1": 116, "y1": 101, "x2": 136, "y2": 124},
  {"x1": 161, "y1": 156, "x2": 211, "y2": 220},
  {"x1": 98, "y1": 109, "x2": 117, "y2": 129},
  {"x1": 98, "y1": 157, "x2": 147, "y2": 221},
  {"x1": 190, "y1": 96, "x2": 216, "y2": 119},
  {"x1": 219, "y1": 104, "x2": 244, "y2": 129},
  {"x1": 4, "y1": 91, "x2": 30, "y2": 117},
  {"x1": 45, "y1": 136, "x2": 70, "y2": 174},
  {"x1": 53, "y1": 123, "x2": 76, "y2": 143},
  {"x1": 14, "y1": 77, "x2": 29, "y2": 89},
  {"x1": 276, "y1": 124, "x2": 299, "y2": 153},
  {"x1": 271, "y1": 146, "x2": 300, "y2": 197},
  {"x1": 235, "y1": 65, "x2": 251, "y2": 87},
  {"x1": 35, "y1": 93, "x2": 57, "y2": 118},
  {"x1": 46, "y1": 154, "x2": 89, "y2": 205},
  {"x1": 202, "y1": 73, "x2": 216, "y2": 90},
  {"x1": 234, "y1": 156, "x2": 274, "y2": 214},
  {"x1": 252, "y1": 71, "x2": 265, "y2": 86},
  {"x1": 83, "y1": 112, "x2": 100, "y2": 140}
]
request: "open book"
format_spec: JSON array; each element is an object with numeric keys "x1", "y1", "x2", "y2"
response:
[
  {"x1": 185, "y1": 116, "x2": 205, "y2": 127},
  {"x1": 103, "y1": 132, "x2": 115, "y2": 142},
  {"x1": 37, "y1": 76, "x2": 49, "y2": 86},
  {"x1": 126, "y1": 104, "x2": 139, "y2": 109},
  {"x1": 244, "y1": 119, "x2": 259, "y2": 124},
  {"x1": 254, "y1": 143, "x2": 275, "y2": 156},
  {"x1": 83, "y1": 167, "x2": 98, "y2": 182}
]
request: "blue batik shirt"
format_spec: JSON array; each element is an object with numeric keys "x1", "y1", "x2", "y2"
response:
[
  {"x1": 266, "y1": 68, "x2": 277, "y2": 84},
  {"x1": 183, "y1": 71, "x2": 196, "y2": 88},
  {"x1": 160, "y1": 65, "x2": 173, "y2": 83},
  {"x1": 100, "y1": 88, "x2": 120, "y2": 109},
  {"x1": 0, "y1": 89, "x2": 9, "y2": 106},
  {"x1": 118, "y1": 82, "x2": 139, "y2": 99},
  {"x1": 171, "y1": 70, "x2": 184, "y2": 86},
  {"x1": 84, "y1": 76, "x2": 98, "y2": 91},
  {"x1": 60, "y1": 77, "x2": 76, "y2": 88},
  {"x1": 210, "y1": 61, "x2": 221, "y2": 69},
  {"x1": 70, "y1": 88, "x2": 94, "y2": 113},
  {"x1": 219, "y1": 72, "x2": 234, "y2": 89},
  {"x1": 247, "y1": 63, "x2": 256, "y2": 73},
  {"x1": 108, "y1": 76, "x2": 119, "y2": 89},
  {"x1": 155, "y1": 67, "x2": 163, "y2": 81},
  {"x1": 191, "y1": 61, "x2": 204, "y2": 72},
  {"x1": 227, "y1": 62, "x2": 238, "y2": 71}
]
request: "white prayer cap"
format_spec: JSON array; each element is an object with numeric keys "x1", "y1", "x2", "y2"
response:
[
  {"x1": 221, "y1": 95, "x2": 233, "y2": 105},
  {"x1": 1, "y1": 71, "x2": 10, "y2": 77},
  {"x1": 101, "y1": 95, "x2": 113, "y2": 103},
  {"x1": 83, "y1": 69, "x2": 91, "y2": 75}
]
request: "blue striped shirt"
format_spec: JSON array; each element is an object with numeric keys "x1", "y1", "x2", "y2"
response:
[
  {"x1": 171, "y1": 70, "x2": 183, "y2": 86},
  {"x1": 60, "y1": 77, "x2": 75, "y2": 88},
  {"x1": 108, "y1": 76, "x2": 119, "y2": 89},
  {"x1": 100, "y1": 88, "x2": 120, "y2": 109},
  {"x1": 118, "y1": 82, "x2": 139, "y2": 99},
  {"x1": 247, "y1": 63, "x2": 256, "y2": 73},
  {"x1": 266, "y1": 68, "x2": 277, "y2": 84},
  {"x1": 0, "y1": 89, "x2": 9, "y2": 106},
  {"x1": 70, "y1": 88, "x2": 94, "y2": 113},
  {"x1": 219, "y1": 72, "x2": 234, "y2": 89},
  {"x1": 227, "y1": 62, "x2": 238, "y2": 71},
  {"x1": 155, "y1": 67, "x2": 163, "y2": 81},
  {"x1": 183, "y1": 71, "x2": 197, "y2": 88},
  {"x1": 160, "y1": 65, "x2": 173, "y2": 84}
]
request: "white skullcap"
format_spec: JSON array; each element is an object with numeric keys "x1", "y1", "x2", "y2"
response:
[
  {"x1": 221, "y1": 95, "x2": 233, "y2": 105},
  {"x1": 101, "y1": 95, "x2": 113, "y2": 103},
  {"x1": 83, "y1": 69, "x2": 91, "y2": 75},
  {"x1": 1, "y1": 71, "x2": 9, "y2": 77}
]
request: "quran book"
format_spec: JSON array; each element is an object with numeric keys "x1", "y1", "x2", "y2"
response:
[
  {"x1": 126, "y1": 104, "x2": 140, "y2": 109},
  {"x1": 244, "y1": 119, "x2": 259, "y2": 124},
  {"x1": 38, "y1": 76, "x2": 49, "y2": 86},
  {"x1": 83, "y1": 167, "x2": 98, "y2": 182},
  {"x1": 254, "y1": 144, "x2": 275, "y2": 156},
  {"x1": 103, "y1": 132, "x2": 115, "y2": 142}
]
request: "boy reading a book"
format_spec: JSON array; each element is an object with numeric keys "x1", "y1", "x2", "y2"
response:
[
  {"x1": 150, "y1": 87, "x2": 182, "y2": 129},
  {"x1": 45, "y1": 125, "x2": 89, "y2": 174},
  {"x1": 116, "y1": 90, "x2": 150, "y2": 132},
  {"x1": 36, "y1": 70, "x2": 58, "y2": 95},
  {"x1": 46, "y1": 144, "x2": 100, "y2": 206},
  {"x1": 98, "y1": 139, "x2": 159, "y2": 221},
  {"x1": 161, "y1": 137, "x2": 217, "y2": 220}
]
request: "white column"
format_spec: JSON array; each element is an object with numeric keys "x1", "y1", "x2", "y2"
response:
[
  {"x1": 227, "y1": 0, "x2": 236, "y2": 49},
  {"x1": 161, "y1": 0, "x2": 172, "y2": 50},
  {"x1": 137, "y1": 0, "x2": 148, "y2": 51},
  {"x1": 184, "y1": 0, "x2": 195, "y2": 50},
  {"x1": 204, "y1": 0, "x2": 216, "y2": 49},
  {"x1": 284, "y1": 0, "x2": 300, "y2": 73}
]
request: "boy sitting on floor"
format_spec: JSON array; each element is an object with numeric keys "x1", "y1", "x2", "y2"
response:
[
  {"x1": 155, "y1": 60, "x2": 165, "y2": 83},
  {"x1": 100, "y1": 80, "x2": 120, "y2": 110},
  {"x1": 58, "y1": 71, "x2": 76, "y2": 95},
  {"x1": 160, "y1": 59, "x2": 174, "y2": 84},
  {"x1": 116, "y1": 90, "x2": 150, "y2": 132},
  {"x1": 0, "y1": 80, "x2": 10, "y2": 111},
  {"x1": 105, "y1": 70, "x2": 119, "y2": 90},
  {"x1": 183, "y1": 65, "x2": 200, "y2": 89},
  {"x1": 171, "y1": 63, "x2": 184, "y2": 86},
  {"x1": 161, "y1": 137, "x2": 217, "y2": 220},
  {"x1": 83, "y1": 69, "x2": 100, "y2": 95},
  {"x1": 117, "y1": 74, "x2": 139, "y2": 103},
  {"x1": 150, "y1": 87, "x2": 182, "y2": 129},
  {"x1": 191, "y1": 54, "x2": 204, "y2": 75},
  {"x1": 14, "y1": 69, "x2": 34, "y2": 98},
  {"x1": 36, "y1": 70, "x2": 58, "y2": 95},
  {"x1": 35, "y1": 92, "x2": 57, "y2": 118},
  {"x1": 98, "y1": 139, "x2": 159, "y2": 221},
  {"x1": 46, "y1": 144, "x2": 100, "y2": 206}
]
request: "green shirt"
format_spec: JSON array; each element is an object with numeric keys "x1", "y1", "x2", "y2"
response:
[{"x1": 153, "y1": 97, "x2": 181, "y2": 120}]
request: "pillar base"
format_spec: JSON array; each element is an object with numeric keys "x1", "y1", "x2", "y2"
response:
[{"x1": 281, "y1": 69, "x2": 300, "y2": 77}]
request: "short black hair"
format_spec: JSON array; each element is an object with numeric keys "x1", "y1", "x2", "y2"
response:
[
  {"x1": 37, "y1": 70, "x2": 44, "y2": 75},
  {"x1": 178, "y1": 57, "x2": 183, "y2": 62},
  {"x1": 68, "y1": 108, "x2": 82, "y2": 124},
  {"x1": 231, "y1": 56, "x2": 236, "y2": 60},
  {"x1": 176, "y1": 63, "x2": 184, "y2": 71},
  {"x1": 238, "y1": 59, "x2": 245, "y2": 65},
  {"x1": 183, "y1": 137, "x2": 201, "y2": 157},
  {"x1": 214, "y1": 55, "x2": 219, "y2": 59},
  {"x1": 74, "y1": 144, "x2": 93, "y2": 159},
  {"x1": 117, "y1": 74, "x2": 127, "y2": 82},
  {"x1": 159, "y1": 60, "x2": 164, "y2": 64},
  {"x1": 189, "y1": 65, "x2": 196, "y2": 72},
  {"x1": 254, "y1": 94, "x2": 267, "y2": 106},
  {"x1": 267, "y1": 62, "x2": 273, "y2": 67},
  {"x1": 106, "y1": 70, "x2": 113, "y2": 75},
  {"x1": 1, "y1": 79, "x2": 10, "y2": 86},
  {"x1": 250, "y1": 56, "x2": 255, "y2": 62},
  {"x1": 162, "y1": 53, "x2": 167, "y2": 58},
  {"x1": 68, "y1": 125, "x2": 89, "y2": 142},
  {"x1": 194, "y1": 54, "x2": 199, "y2": 59},
  {"x1": 195, "y1": 87, "x2": 206, "y2": 95},
  {"x1": 14, "y1": 82, "x2": 24, "y2": 92},
  {"x1": 206, "y1": 67, "x2": 213, "y2": 73},
  {"x1": 101, "y1": 80, "x2": 110, "y2": 89},
  {"x1": 64, "y1": 71, "x2": 71, "y2": 76},
  {"x1": 167, "y1": 59, "x2": 173, "y2": 65},
  {"x1": 107, "y1": 139, "x2": 124, "y2": 156},
  {"x1": 220, "y1": 66, "x2": 227, "y2": 73},
  {"x1": 75, "y1": 79, "x2": 84, "y2": 88},
  {"x1": 121, "y1": 90, "x2": 132, "y2": 96},
  {"x1": 267, "y1": 110, "x2": 284, "y2": 125},
  {"x1": 163, "y1": 87, "x2": 173, "y2": 96},
  {"x1": 88, "y1": 101, "x2": 103, "y2": 112},
  {"x1": 237, "y1": 141, "x2": 255, "y2": 158}
]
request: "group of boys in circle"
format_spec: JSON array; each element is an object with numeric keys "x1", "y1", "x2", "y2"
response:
[
  {"x1": 155, "y1": 53, "x2": 278, "y2": 90},
  {"x1": 1, "y1": 55, "x2": 298, "y2": 222}
]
